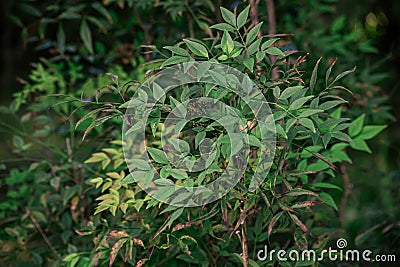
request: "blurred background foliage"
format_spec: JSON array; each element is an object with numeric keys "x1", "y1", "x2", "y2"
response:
[{"x1": 0, "y1": 0, "x2": 399, "y2": 266}]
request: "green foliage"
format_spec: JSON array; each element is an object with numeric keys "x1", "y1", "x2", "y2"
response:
[
  {"x1": 79, "y1": 6, "x2": 387, "y2": 266},
  {"x1": 1, "y1": 0, "x2": 395, "y2": 266}
]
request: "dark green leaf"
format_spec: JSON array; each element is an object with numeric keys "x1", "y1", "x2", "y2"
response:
[
  {"x1": 183, "y1": 39, "x2": 209, "y2": 58},
  {"x1": 80, "y1": 19, "x2": 94, "y2": 54}
]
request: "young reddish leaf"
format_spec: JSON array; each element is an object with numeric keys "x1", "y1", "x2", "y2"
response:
[
  {"x1": 268, "y1": 211, "x2": 284, "y2": 238},
  {"x1": 289, "y1": 213, "x2": 313, "y2": 236}
]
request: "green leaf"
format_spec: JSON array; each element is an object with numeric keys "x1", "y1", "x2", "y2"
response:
[
  {"x1": 288, "y1": 96, "x2": 314, "y2": 110},
  {"x1": 220, "y1": 7, "x2": 236, "y2": 26},
  {"x1": 311, "y1": 182, "x2": 342, "y2": 191},
  {"x1": 221, "y1": 31, "x2": 234, "y2": 54},
  {"x1": 169, "y1": 168, "x2": 189, "y2": 179},
  {"x1": 243, "y1": 58, "x2": 255, "y2": 71},
  {"x1": 310, "y1": 58, "x2": 322, "y2": 92},
  {"x1": 329, "y1": 66, "x2": 356, "y2": 87},
  {"x1": 127, "y1": 159, "x2": 151, "y2": 170},
  {"x1": 218, "y1": 54, "x2": 228, "y2": 61},
  {"x1": 350, "y1": 137, "x2": 371, "y2": 153},
  {"x1": 332, "y1": 132, "x2": 353, "y2": 145},
  {"x1": 358, "y1": 125, "x2": 386, "y2": 140},
  {"x1": 147, "y1": 147, "x2": 169, "y2": 164},
  {"x1": 57, "y1": 23, "x2": 66, "y2": 53},
  {"x1": 319, "y1": 192, "x2": 338, "y2": 211},
  {"x1": 237, "y1": 5, "x2": 250, "y2": 29},
  {"x1": 319, "y1": 100, "x2": 346, "y2": 111},
  {"x1": 265, "y1": 47, "x2": 284, "y2": 56},
  {"x1": 210, "y1": 23, "x2": 235, "y2": 32},
  {"x1": 298, "y1": 109, "x2": 323, "y2": 118},
  {"x1": 195, "y1": 131, "x2": 206, "y2": 148},
  {"x1": 284, "y1": 188, "x2": 319, "y2": 197},
  {"x1": 80, "y1": 19, "x2": 93, "y2": 54},
  {"x1": 246, "y1": 22, "x2": 263, "y2": 45},
  {"x1": 12, "y1": 135, "x2": 24, "y2": 149},
  {"x1": 289, "y1": 213, "x2": 313, "y2": 236},
  {"x1": 183, "y1": 39, "x2": 209, "y2": 58},
  {"x1": 298, "y1": 118, "x2": 316, "y2": 133},
  {"x1": 261, "y1": 38, "x2": 280, "y2": 50},
  {"x1": 268, "y1": 211, "x2": 284, "y2": 238},
  {"x1": 331, "y1": 16, "x2": 345, "y2": 33},
  {"x1": 279, "y1": 86, "x2": 304, "y2": 100},
  {"x1": 348, "y1": 114, "x2": 365, "y2": 137},
  {"x1": 161, "y1": 55, "x2": 189, "y2": 68},
  {"x1": 247, "y1": 38, "x2": 262, "y2": 56},
  {"x1": 163, "y1": 46, "x2": 189, "y2": 56}
]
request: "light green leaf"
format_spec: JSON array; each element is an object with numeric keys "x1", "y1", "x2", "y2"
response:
[
  {"x1": 332, "y1": 132, "x2": 354, "y2": 145},
  {"x1": 247, "y1": 38, "x2": 262, "y2": 56},
  {"x1": 298, "y1": 109, "x2": 323, "y2": 118},
  {"x1": 163, "y1": 46, "x2": 189, "y2": 56},
  {"x1": 358, "y1": 125, "x2": 386, "y2": 140},
  {"x1": 221, "y1": 31, "x2": 234, "y2": 54},
  {"x1": 127, "y1": 159, "x2": 151, "y2": 170},
  {"x1": 210, "y1": 23, "x2": 235, "y2": 32},
  {"x1": 288, "y1": 96, "x2": 314, "y2": 110},
  {"x1": 348, "y1": 114, "x2": 365, "y2": 137},
  {"x1": 246, "y1": 22, "x2": 263, "y2": 45},
  {"x1": 243, "y1": 58, "x2": 255, "y2": 71},
  {"x1": 265, "y1": 47, "x2": 284, "y2": 56},
  {"x1": 279, "y1": 86, "x2": 304, "y2": 100},
  {"x1": 161, "y1": 55, "x2": 189, "y2": 68},
  {"x1": 147, "y1": 147, "x2": 169, "y2": 164},
  {"x1": 237, "y1": 5, "x2": 250, "y2": 29},
  {"x1": 350, "y1": 137, "x2": 371, "y2": 153},
  {"x1": 220, "y1": 7, "x2": 236, "y2": 26},
  {"x1": 169, "y1": 168, "x2": 189, "y2": 179},
  {"x1": 261, "y1": 38, "x2": 280, "y2": 50},
  {"x1": 298, "y1": 118, "x2": 316, "y2": 133}
]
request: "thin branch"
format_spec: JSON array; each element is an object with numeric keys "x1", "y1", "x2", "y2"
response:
[
  {"x1": 249, "y1": 0, "x2": 260, "y2": 26},
  {"x1": 339, "y1": 163, "x2": 352, "y2": 223},
  {"x1": 26, "y1": 207, "x2": 60, "y2": 258},
  {"x1": 265, "y1": 0, "x2": 279, "y2": 79},
  {"x1": 241, "y1": 221, "x2": 249, "y2": 267}
]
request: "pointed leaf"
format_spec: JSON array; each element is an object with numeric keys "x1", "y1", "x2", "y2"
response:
[
  {"x1": 183, "y1": 39, "x2": 208, "y2": 58},
  {"x1": 80, "y1": 19, "x2": 93, "y2": 54}
]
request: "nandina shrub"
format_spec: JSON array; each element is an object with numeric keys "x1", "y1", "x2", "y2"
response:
[{"x1": 76, "y1": 6, "x2": 386, "y2": 267}]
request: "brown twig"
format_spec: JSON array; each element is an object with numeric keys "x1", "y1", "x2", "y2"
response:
[
  {"x1": 339, "y1": 163, "x2": 352, "y2": 223},
  {"x1": 249, "y1": 0, "x2": 260, "y2": 26},
  {"x1": 265, "y1": 0, "x2": 279, "y2": 80},
  {"x1": 26, "y1": 207, "x2": 60, "y2": 257},
  {"x1": 241, "y1": 221, "x2": 249, "y2": 267},
  {"x1": 249, "y1": 0, "x2": 263, "y2": 77},
  {"x1": 265, "y1": 0, "x2": 276, "y2": 36}
]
